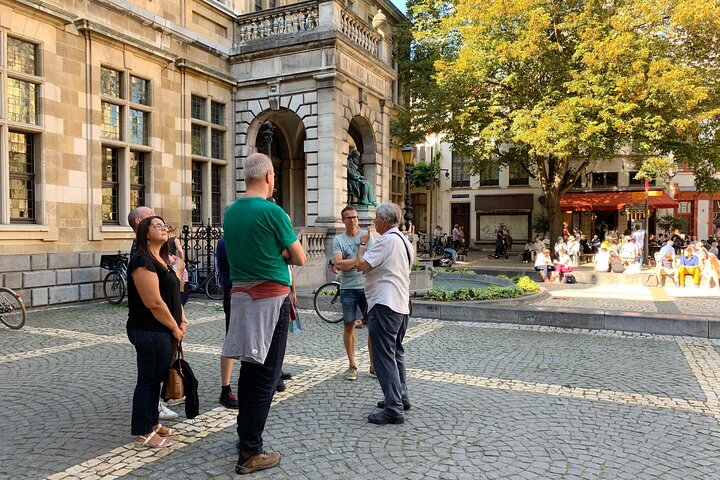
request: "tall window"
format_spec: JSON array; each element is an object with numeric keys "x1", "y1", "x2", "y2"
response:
[
  {"x1": 129, "y1": 152, "x2": 146, "y2": 211},
  {"x1": 100, "y1": 66, "x2": 152, "y2": 225},
  {"x1": 211, "y1": 165, "x2": 222, "y2": 225},
  {"x1": 509, "y1": 164, "x2": 529, "y2": 186},
  {"x1": 2, "y1": 37, "x2": 42, "y2": 224},
  {"x1": 478, "y1": 163, "x2": 499, "y2": 187},
  {"x1": 451, "y1": 152, "x2": 471, "y2": 187},
  {"x1": 192, "y1": 161, "x2": 203, "y2": 224},
  {"x1": 191, "y1": 95, "x2": 227, "y2": 224},
  {"x1": 101, "y1": 147, "x2": 120, "y2": 223}
]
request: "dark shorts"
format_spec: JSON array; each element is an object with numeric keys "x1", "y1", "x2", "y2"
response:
[{"x1": 340, "y1": 289, "x2": 368, "y2": 325}]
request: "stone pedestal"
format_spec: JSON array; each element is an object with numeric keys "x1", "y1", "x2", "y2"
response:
[{"x1": 356, "y1": 206, "x2": 376, "y2": 230}]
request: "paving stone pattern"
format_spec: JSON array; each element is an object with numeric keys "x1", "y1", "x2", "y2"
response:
[{"x1": 2, "y1": 300, "x2": 720, "y2": 479}]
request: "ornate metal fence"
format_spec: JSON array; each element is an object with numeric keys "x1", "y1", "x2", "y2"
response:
[{"x1": 180, "y1": 221, "x2": 223, "y2": 277}]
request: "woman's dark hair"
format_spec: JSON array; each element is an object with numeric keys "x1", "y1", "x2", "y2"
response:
[{"x1": 135, "y1": 215, "x2": 170, "y2": 266}]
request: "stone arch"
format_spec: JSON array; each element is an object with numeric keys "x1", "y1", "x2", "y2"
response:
[{"x1": 245, "y1": 108, "x2": 307, "y2": 226}]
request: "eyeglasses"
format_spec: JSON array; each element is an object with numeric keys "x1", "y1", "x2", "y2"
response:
[
  {"x1": 152, "y1": 223, "x2": 170, "y2": 231},
  {"x1": 342, "y1": 216, "x2": 358, "y2": 221}
]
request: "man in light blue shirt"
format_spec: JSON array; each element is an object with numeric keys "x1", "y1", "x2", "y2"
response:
[{"x1": 332, "y1": 205, "x2": 374, "y2": 380}]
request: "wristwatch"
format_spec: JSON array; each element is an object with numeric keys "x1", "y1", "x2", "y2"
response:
[{"x1": 360, "y1": 242, "x2": 367, "y2": 246}]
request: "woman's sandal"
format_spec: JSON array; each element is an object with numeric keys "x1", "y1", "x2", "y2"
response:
[
  {"x1": 153, "y1": 424, "x2": 178, "y2": 436},
  {"x1": 136, "y1": 431, "x2": 172, "y2": 448}
]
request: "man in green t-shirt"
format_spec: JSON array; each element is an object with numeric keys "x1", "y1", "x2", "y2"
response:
[{"x1": 222, "y1": 153, "x2": 306, "y2": 475}]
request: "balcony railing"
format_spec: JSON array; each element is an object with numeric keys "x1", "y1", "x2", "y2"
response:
[
  {"x1": 236, "y1": 2, "x2": 319, "y2": 43},
  {"x1": 236, "y1": 0, "x2": 380, "y2": 59}
]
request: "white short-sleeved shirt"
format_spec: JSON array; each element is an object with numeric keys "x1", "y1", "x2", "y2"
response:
[{"x1": 362, "y1": 227, "x2": 414, "y2": 314}]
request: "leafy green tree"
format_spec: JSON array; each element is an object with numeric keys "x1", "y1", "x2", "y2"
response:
[{"x1": 405, "y1": 0, "x2": 720, "y2": 239}]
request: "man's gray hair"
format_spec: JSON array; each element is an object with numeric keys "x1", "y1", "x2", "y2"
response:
[
  {"x1": 244, "y1": 153, "x2": 274, "y2": 183},
  {"x1": 128, "y1": 206, "x2": 153, "y2": 232},
  {"x1": 375, "y1": 203, "x2": 402, "y2": 227}
]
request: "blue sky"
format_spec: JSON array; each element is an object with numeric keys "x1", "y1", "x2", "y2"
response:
[{"x1": 389, "y1": 0, "x2": 407, "y2": 14}]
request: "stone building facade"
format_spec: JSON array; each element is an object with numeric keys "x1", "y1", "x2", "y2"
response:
[{"x1": 0, "y1": 0, "x2": 406, "y2": 306}]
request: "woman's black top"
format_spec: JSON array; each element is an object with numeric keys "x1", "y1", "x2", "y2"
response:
[{"x1": 126, "y1": 252, "x2": 182, "y2": 332}]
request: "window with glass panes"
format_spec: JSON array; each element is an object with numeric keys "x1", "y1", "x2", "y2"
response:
[
  {"x1": 591, "y1": 172, "x2": 618, "y2": 187},
  {"x1": 101, "y1": 147, "x2": 120, "y2": 223},
  {"x1": 211, "y1": 165, "x2": 222, "y2": 225},
  {"x1": 191, "y1": 95, "x2": 227, "y2": 224},
  {"x1": 478, "y1": 163, "x2": 499, "y2": 187},
  {"x1": 129, "y1": 151, "x2": 146, "y2": 211},
  {"x1": 192, "y1": 162, "x2": 203, "y2": 224},
  {"x1": 100, "y1": 67, "x2": 152, "y2": 225},
  {"x1": 509, "y1": 163, "x2": 529, "y2": 186},
  {"x1": 451, "y1": 152, "x2": 471, "y2": 187},
  {"x1": 2, "y1": 37, "x2": 42, "y2": 224}
]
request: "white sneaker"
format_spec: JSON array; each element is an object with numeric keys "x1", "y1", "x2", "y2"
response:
[
  {"x1": 159, "y1": 401, "x2": 178, "y2": 420},
  {"x1": 166, "y1": 396, "x2": 185, "y2": 406}
]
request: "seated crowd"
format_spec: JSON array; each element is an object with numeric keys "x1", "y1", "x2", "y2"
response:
[
  {"x1": 531, "y1": 225, "x2": 720, "y2": 287},
  {"x1": 654, "y1": 246, "x2": 720, "y2": 288}
]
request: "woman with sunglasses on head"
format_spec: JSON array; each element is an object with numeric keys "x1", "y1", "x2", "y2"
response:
[{"x1": 127, "y1": 216, "x2": 187, "y2": 448}]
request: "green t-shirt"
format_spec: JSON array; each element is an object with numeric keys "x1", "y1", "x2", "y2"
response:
[{"x1": 223, "y1": 197, "x2": 298, "y2": 286}]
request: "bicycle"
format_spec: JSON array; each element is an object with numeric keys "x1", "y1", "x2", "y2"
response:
[
  {"x1": 184, "y1": 259, "x2": 224, "y2": 300},
  {"x1": 0, "y1": 286, "x2": 27, "y2": 329},
  {"x1": 313, "y1": 261, "x2": 413, "y2": 323},
  {"x1": 101, "y1": 252, "x2": 129, "y2": 304}
]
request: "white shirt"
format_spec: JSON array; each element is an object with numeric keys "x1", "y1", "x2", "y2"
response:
[
  {"x1": 363, "y1": 227, "x2": 414, "y2": 314},
  {"x1": 594, "y1": 251, "x2": 611, "y2": 272},
  {"x1": 631, "y1": 229, "x2": 645, "y2": 247}
]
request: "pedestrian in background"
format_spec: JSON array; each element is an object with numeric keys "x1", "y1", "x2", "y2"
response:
[
  {"x1": 356, "y1": 203, "x2": 413, "y2": 425},
  {"x1": 127, "y1": 216, "x2": 186, "y2": 448}
]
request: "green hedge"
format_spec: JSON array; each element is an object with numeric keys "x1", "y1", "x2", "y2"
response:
[{"x1": 423, "y1": 275, "x2": 539, "y2": 301}]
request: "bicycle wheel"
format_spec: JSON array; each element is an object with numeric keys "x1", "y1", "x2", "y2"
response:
[
  {"x1": 103, "y1": 271, "x2": 126, "y2": 304},
  {"x1": 0, "y1": 287, "x2": 27, "y2": 329},
  {"x1": 205, "y1": 271, "x2": 224, "y2": 300},
  {"x1": 313, "y1": 282, "x2": 344, "y2": 324},
  {"x1": 432, "y1": 245, "x2": 444, "y2": 256}
]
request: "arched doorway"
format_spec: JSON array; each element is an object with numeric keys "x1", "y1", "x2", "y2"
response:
[{"x1": 251, "y1": 110, "x2": 307, "y2": 226}]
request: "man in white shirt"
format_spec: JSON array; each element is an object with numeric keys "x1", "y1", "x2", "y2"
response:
[{"x1": 356, "y1": 203, "x2": 414, "y2": 425}]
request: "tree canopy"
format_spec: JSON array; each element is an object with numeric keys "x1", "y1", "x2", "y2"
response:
[{"x1": 399, "y1": 0, "x2": 720, "y2": 236}]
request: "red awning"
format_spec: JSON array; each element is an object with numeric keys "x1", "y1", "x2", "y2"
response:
[{"x1": 560, "y1": 191, "x2": 678, "y2": 211}]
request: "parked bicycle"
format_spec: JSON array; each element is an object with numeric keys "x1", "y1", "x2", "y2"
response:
[
  {"x1": 183, "y1": 258, "x2": 224, "y2": 300},
  {"x1": 100, "y1": 252, "x2": 129, "y2": 304},
  {"x1": 313, "y1": 261, "x2": 412, "y2": 323},
  {"x1": 417, "y1": 233, "x2": 444, "y2": 257},
  {"x1": 0, "y1": 286, "x2": 27, "y2": 329}
]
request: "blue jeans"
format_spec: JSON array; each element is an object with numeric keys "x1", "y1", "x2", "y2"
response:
[
  {"x1": 236, "y1": 296, "x2": 290, "y2": 454},
  {"x1": 127, "y1": 328, "x2": 173, "y2": 436},
  {"x1": 340, "y1": 289, "x2": 368, "y2": 324},
  {"x1": 368, "y1": 304, "x2": 409, "y2": 417}
]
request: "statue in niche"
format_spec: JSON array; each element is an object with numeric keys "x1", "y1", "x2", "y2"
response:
[{"x1": 347, "y1": 149, "x2": 376, "y2": 206}]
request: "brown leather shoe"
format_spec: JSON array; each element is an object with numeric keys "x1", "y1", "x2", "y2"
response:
[{"x1": 235, "y1": 450, "x2": 281, "y2": 475}]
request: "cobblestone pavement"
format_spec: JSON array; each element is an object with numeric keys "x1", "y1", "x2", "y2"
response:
[{"x1": 3, "y1": 300, "x2": 720, "y2": 479}]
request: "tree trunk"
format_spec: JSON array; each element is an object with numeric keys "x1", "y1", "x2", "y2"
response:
[{"x1": 545, "y1": 191, "x2": 563, "y2": 244}]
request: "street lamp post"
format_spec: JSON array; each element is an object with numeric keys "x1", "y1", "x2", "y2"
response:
[{"x1": 401, "y1": 145, "x2": 413, "y2": 230}]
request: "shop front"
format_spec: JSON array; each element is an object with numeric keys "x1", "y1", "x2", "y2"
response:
[{"x1": 560, "y1": 191, "x2": 677, "y2": 236}]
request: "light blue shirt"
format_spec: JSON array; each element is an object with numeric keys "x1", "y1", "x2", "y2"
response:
[{"x1": 333, "y1": 230, "x2": 373, "y2": 290}]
